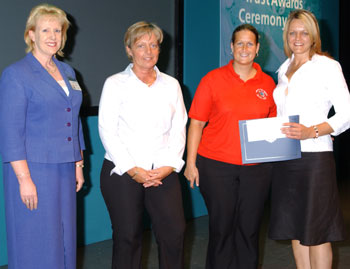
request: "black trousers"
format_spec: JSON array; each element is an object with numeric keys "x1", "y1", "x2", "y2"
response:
[
  {"x1": 100, "y1": 159, "x2": 186, "y2": 269},
  {"x1": 197, "y1": 155, "x2": 272, "y2": 269}
]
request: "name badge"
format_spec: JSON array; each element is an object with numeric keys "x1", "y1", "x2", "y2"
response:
[{"x1": 69, "y1": 80, "x2": 82, "y2": 91}]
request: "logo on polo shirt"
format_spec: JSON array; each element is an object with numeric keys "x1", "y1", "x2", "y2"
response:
[{"x1": 256, "y1": 89, "x2": 268, "y2": 100}]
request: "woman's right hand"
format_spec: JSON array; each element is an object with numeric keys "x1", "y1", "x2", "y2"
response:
[
  {"x1": 184, "y1": 163, "x2": 199, "y2": 189},
  {"x1": 127, "y1": 167, "x2": 162, "y2": 187},
  {"x1": 184, "y1": 119, "x2": 205, "y2": 189},
  {"x1": 19, "y1": 177, "x2": 38, "y2": 211},
  {"x1": 11, "y1": 160, "x2": 38, "y2": 210}
]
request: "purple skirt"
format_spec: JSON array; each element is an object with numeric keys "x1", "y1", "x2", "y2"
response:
[{"x1": 3, "y1": 161, "x2": 77, "y2": 269}]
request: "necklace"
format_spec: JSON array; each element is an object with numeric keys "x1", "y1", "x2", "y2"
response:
[{"x1": 45, "y1": 62, "x2": 57, "y2": 74}]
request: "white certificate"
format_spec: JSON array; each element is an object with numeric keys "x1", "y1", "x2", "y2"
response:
[
  {"x1": 239, "y1": 115, "x2": 301, "y2": 164},
  {"x1": 246, "y1": 116, "x2": 289, "y2": 143}
]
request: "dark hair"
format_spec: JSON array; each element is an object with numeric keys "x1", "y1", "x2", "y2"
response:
[{"x1": 231, "y1": 24, "x2": 259, "y2": 44}]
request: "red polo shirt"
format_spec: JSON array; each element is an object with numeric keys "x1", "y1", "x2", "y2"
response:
[{"x1": 189, "y1": 60, "x2": 276, "y2": 165}]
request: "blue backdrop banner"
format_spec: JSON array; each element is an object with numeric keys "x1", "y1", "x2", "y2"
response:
[{"x1": 220, "y1": 0, "x2": 322, "y2": 76}]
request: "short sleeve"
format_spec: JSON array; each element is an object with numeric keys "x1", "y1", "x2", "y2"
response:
[{"x1": 189, "y1": 75, "x2": 213, "y2": 122}]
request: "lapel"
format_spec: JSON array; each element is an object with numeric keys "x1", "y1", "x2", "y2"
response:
[
  {"x1": 26, "y1": 53, "x2": 73, "y2": 102},
  {"x1": 53, "y1": 57, "x2": 74, "y2": 101}
]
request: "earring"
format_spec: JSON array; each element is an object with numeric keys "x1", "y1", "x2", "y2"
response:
[
  {"x1": 230, "y1": 51, "x2": 233, "y2": 55},
  {"x1": 256, "y1": 52, "x2": 259, "y2": 57}
]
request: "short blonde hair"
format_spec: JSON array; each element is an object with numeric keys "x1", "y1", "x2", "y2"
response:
[
  {"x1": 124, "y1": 21, "x2": 163, "y2": 61},
  {"x1": 24, "y1": 3, "x2": 70, "y2": 57},
  {"x1": 283, "y1": 9, "x2": 322, "y2": 58}
]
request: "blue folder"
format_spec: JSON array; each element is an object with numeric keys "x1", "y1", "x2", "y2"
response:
[{"x1": 239, "y1": 115, "x2": 301, "y2": 164}]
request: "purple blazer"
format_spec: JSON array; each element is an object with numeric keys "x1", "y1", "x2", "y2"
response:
[{"x1": 0, "y1": 53, "x2": 85, "y2": 163}]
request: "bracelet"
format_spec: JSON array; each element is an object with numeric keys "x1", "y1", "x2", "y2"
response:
[
  {"x1": 313, "y1": 125, "x2": 319, "y2": 139},
  {"x1": 76, "y1": 163, "x2": 84, "y2": 168},
  {"x1": 16, "y1": 172, "x2": 30, "y2": 178}
]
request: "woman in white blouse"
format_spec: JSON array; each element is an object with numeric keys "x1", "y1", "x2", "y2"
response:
[
  {"x1": 269, "y1": 10, "x2": 350, "y2": 269},
  {"x1": 98, "y1": 21, "x2": 187, "y2": 269}
]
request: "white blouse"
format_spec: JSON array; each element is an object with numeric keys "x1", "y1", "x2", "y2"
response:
[
  {"x1": 57, "y1": 80, "x2": 69, "y2": 96},
  {"x1": 273, "y1": 54, "x2": 350, "y2": 152},
  {"x1": 98, "y1": 64, "x2": 188, "y2": 175}
]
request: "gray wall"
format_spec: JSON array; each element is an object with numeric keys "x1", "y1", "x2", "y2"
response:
[{"x1": 0, "y1": 0, "x2": 177, "y2": 107}]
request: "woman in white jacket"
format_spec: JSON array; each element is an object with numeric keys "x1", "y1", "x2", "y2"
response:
[
  {"x1": 98, "y1": 21, "x2": 187, "y2": 269},
  {"x1": 269, "y1": 9, "x2": 350, "y2": 269}
]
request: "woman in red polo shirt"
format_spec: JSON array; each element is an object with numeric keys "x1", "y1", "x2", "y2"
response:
[{"x1": 184, "y1": 24, "x2": 276, "y2": 269}]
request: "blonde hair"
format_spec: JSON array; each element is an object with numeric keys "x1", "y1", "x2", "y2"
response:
[
  {"x1": 283, "y1": 9, "x2": 323, "y2": 58},
  {"x1": 124, "y1": 21, "x2": 163, "y2": 61},
  {"x1": 24, "y1": 3, "x2": 70, "y2": 57}
]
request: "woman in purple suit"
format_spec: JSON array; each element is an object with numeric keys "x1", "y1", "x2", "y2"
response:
[{"x1": 0, "y1": 4, "x2": 85, "y2": 269}]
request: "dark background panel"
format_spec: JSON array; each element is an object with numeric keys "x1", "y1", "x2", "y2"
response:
[
  {"x1": 336, "y1": 0, "x2": 350, "y2": 181},
  {"x1": 339, "y1": 0, "x2": 349, "y2": 83},
  {"x1": 0, "y1": 0, "x2": 178, "y2": 111}
]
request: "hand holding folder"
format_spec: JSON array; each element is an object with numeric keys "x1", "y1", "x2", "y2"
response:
[{"x1": 239, "y1": 115, "x2": 301, "y2": 164}]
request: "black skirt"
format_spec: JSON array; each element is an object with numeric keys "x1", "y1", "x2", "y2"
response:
[{"x1": 268, "y1": 152, "x2": 346, "y2": 245}]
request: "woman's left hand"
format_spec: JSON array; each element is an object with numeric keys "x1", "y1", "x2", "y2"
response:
[
  {"x1": 281, "y1": 122, "x2": 314, "y2": 140},
  {"x1": 143, "y1": 166, "x2": 174, "y2": 188},
  {"x1": 75, "y1": 165, "x2": 85, "y2": 192}
]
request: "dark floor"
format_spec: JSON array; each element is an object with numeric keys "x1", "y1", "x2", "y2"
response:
[{"x1": 1, "y1": 179, "x2": 350, "y2": 268}]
